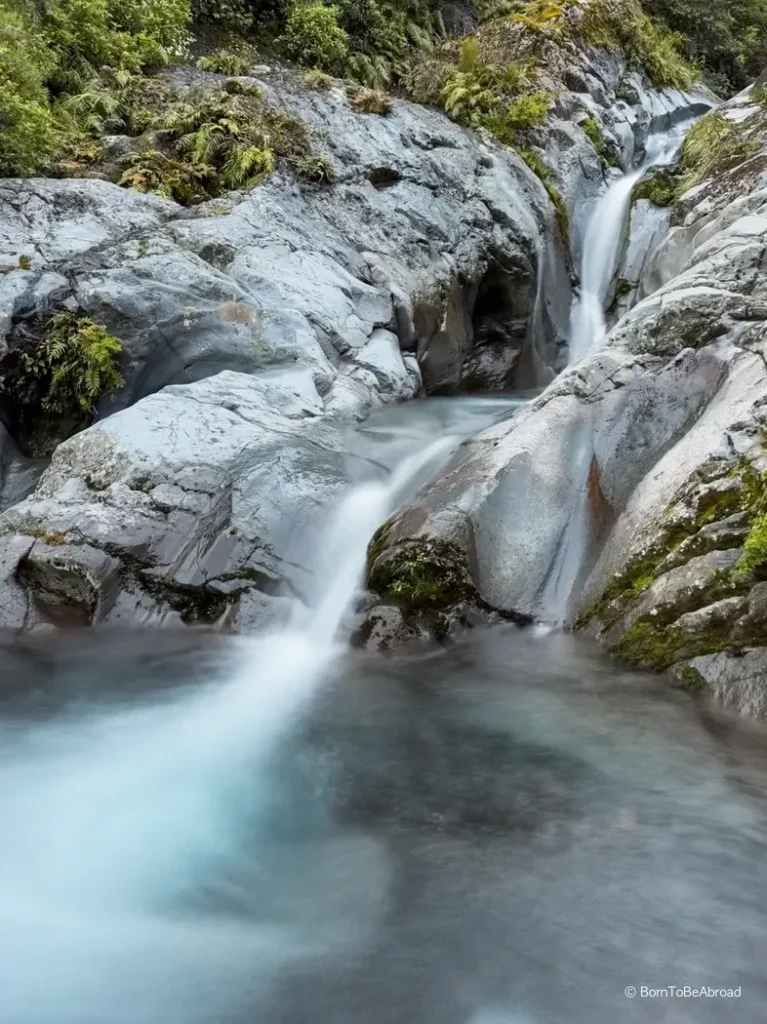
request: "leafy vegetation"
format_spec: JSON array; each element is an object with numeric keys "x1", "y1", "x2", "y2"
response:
[
  {"x1": 578, "y1": 0, "x2": 697, "y2": 89},
  {"x1": 0, "y1": 6, "x2": 57, "y2": 175},
  {"x1": 118, "y1": 84, "x2": 310, "y2": 201},
  {"x1": 19, "y1": 313, "x2": 125, "y2": 416},
  {"x1": 196, "y1": 48, "x2": 252, "y2": 75},
  {"x1": 278, "y1": 2, "x2": 349, "y2": 71},
  {"x1": 643, "y1": 0, "x2": 767, "y2": 95},
  {"x1": 351, "y1": 88, "x2": 393, "y2": 114},
  {"x1": 680, "y1": 110, "x2": 761, "y2": 188},
  {"x1": 304, "y1": 68, "x2": 334, "y2": 90}
]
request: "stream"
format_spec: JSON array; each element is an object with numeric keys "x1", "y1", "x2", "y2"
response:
[
  {"x1": 1, "y1": 396, "x2": 767, "y2": 1024},
  {"x1": 2, "y1": 110, "x2": 764, "y2": 1024}
]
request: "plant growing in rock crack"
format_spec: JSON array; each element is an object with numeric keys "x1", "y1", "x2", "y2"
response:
[
  {"x1": 351, "y1": 88, "x2": 393, "y2": 114},
  {"x1": 17, "y1": 313, "x2": 125, "y2": 416},
  {"x1": 119, "y1": 84, "x2": 312, "y2": 203},
  {"x1": 196, "y1": 49, "x2": 253, "y2": 75},
  {"x1": 293, "y1": 154, "x2": 335, "y2": 183}
]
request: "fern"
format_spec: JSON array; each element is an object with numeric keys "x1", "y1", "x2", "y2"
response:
[
  {"x1": 221, "y1": 144, "x2": 275, "y2": 187},
  {"x1": 19, "y1": 312, "x2": 124, "y2": 417}
]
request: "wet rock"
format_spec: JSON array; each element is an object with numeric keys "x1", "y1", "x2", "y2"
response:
[{"x1": 684, "y1": 649, "x2": 767, "y2": 718}]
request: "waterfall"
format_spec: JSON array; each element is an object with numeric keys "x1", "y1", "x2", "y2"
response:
[
  {"x1": 0, "y1": 429, "x2": 459, "y2": 1023},
  {"x1": 568, "y1": 133, "x2": 685, "y2": 365},
  {"x1": 568, "y1": 167, "x2": 646, "y2": 363},
  {"x1": 543, "y1": 129, "x2": 690, "y2": 620}
]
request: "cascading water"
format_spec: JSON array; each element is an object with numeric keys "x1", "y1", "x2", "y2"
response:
[
  {"x1": 542, "y1": 128, "x2": 694, "y2": 620},
  {"x1": 0, "y1": 398, "x2": 521, "y2": 1024}
]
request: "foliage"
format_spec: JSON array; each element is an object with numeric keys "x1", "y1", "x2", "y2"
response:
[
  {"x1": 512, "y1": 0, "x2": 568, "y2": 37},
  {"x1": 438, "y1": 41, "x2": 548, "y2": 144},
  {"x1": 631, "y1": 168, "x2": 679, "y2": 205},
  {"x1": 119, "y1": 148, "x2": 214, "y2": 201},
  {"x1": 304, "y1": 68, "x2": 334, "y2": 90},
  {"x1": 519, "y1": 147, "x2": 569, "y2": 245},
  {"x1": 196, "y1": 48, "x2": 252, "y2": 75},
  {"x1": 402, "y1": 56, "x2": 446, "y2": 103},
  {"x1": 504, "y1": 89, "x2": 550, "y2": 130},
  {"x1": 0, "y1": 6, "x2": 57, "y2": 175},
  {"x1": 293, "y1": 153, "x2": 335, "y2": 181},
  {"x1": 191, "y1": 0, "x2": 252, "y2": 30},
  {"x1": 119, "y1": 84, "x2": 311, "y2": 202},
  {"x1": 578, "y1": 0, "x2": 696, "y2": 90},
  {"x1": 40, "y1": 0, "x2": 190, "y2": 93},
  {"x1": 278, "y1": 2, "x2": 349, "y2": 71},
  {"x1": 351, "y1": 88, "x2": 393, "y2": 114},
  {"x1": 680, "y1": 111, "x2": 760, "y2": 188},
  {"x1": 643, "y1": 0, "x2": 767, "y2": 95},
  {"x1": 752, "y1": 83, "x2": 767, "y2": 106},
  {"x1": 17, "y1": 312, "x2": 124, "y2": 416}
]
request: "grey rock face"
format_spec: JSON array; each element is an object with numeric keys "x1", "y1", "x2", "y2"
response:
[
  {"x1": 365, "y1": 92, "x2": 767, "y2": 718},
  {"x1": 0, "y1": 369, "x2": 380, "y2": 628},
  {"x1": 0, "y1": 51, "x2": 723, "y2": 638}
]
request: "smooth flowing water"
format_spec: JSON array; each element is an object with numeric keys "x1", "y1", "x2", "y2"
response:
[{"x1": 544, "y1": 130, "x2": 695, "y2": 622}]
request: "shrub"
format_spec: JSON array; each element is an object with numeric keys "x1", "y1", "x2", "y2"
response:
[
  {"x1": 578, "y1": 0, "x2": 696, "y2": 90},
  {"x1": 278, "y1": 2, "x2": 349, "y2": 71},
  {"x1": 16, "y1": 312, "x2": 124, "y2": 416},
  {"x1": 293, "y1": 153, "x2": 335, "y2": 181},
  {"x1": 0, "y1": 7, "x2": 57, "y2": 175},
  {"x1": 504, "y1": 89, "x2": 550, "y2": 130},
  {"x1": 680, "y1": 110, "x2": 760, "y2": 187},
  {"x1": 191, "y1": 0, "x2": 251, "y2": 30},
  {"x1": 43, "y1": 0, "x2": 191, "y2": 91},
  {"x1": 196, "y1": 48, "x2": 252, "y2": 75},
  {"x1": 304, "y1": 68, "x2": 334, "y2": 90},
  {"x1": 351, "y1": 88, "x2": 393, "y2": 114},
  {"x1": 643, "y1": 0, "x2": 767, "y2": 95}
]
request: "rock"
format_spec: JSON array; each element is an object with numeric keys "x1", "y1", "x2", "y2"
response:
[
  {"x1": 0, "y1": 369, "x2": 379, "y2": 627},
  {"x1": 351, "y1": 604, "x2": 421, "y2": 652},
  {"x1": 683, "y1": 649, "x2": 767, "y2": 718}
]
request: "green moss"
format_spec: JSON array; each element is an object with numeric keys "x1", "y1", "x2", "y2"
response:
[
  {"x1": 736, "y1": 513, "x2": 767, "y2": 578},
  {"x1": 18, "y1": 255, "x2": 32, "y2": 271},
  {"x1": 614, "y1": 277, "x2": 632, "y2": 300},
  {"x1": 368, "y1": 538, "x2": 474, "y2": 613},
  {"x1": 631, "y1": 169, "x2": 680, "y2": 207},
  {"x1": 518, "y1": 149, "x2": 569, "y2": 248},
  {"x1": 580, "y1": 463, "x2": 761, "y2": 632},
  {"x1": 614, "y1": 621, "x2": 686, "y2": 669},
  {"x1": 679, "y1": 665, "x2": 707, "y2": 692}
]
